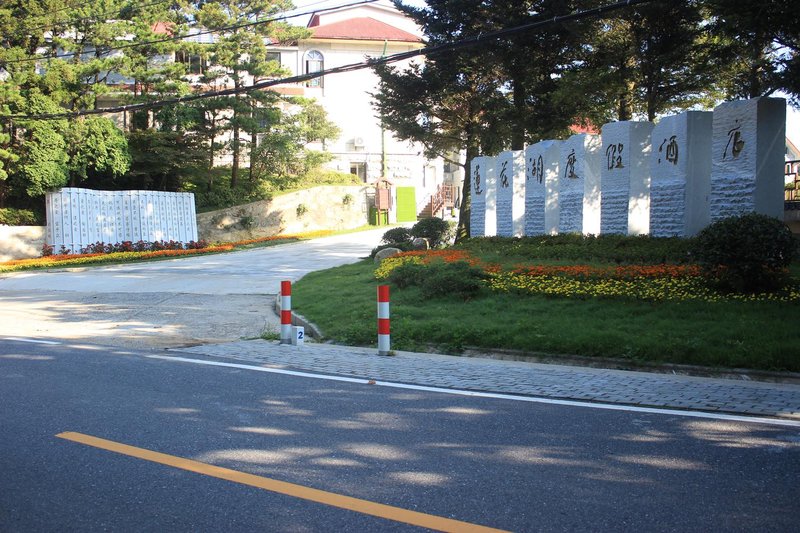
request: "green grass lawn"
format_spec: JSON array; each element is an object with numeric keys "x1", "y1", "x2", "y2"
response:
[{"x1": 293, "y1": 257, "x2": 800, "y2": 372}]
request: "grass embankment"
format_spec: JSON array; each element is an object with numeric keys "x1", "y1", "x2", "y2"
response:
[{"x1": 293, "y1": 235, "x2": 800, "y2": 372}]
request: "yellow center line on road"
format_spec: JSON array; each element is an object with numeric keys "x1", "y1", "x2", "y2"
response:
[{"x1": 56, "y1": 432, "x2": 509, "y2": 533}]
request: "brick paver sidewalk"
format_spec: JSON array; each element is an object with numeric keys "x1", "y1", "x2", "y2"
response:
[{"x1": 173, "y1": 340, "x2": 800, "y2": 420}]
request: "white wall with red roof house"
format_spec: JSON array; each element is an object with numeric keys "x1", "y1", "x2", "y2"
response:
[{"x1": 274, "y1": 0, "x2": 448, "y2": 219}]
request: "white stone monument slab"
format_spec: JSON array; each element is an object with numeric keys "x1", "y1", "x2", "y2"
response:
[
  {"x1": 710, "y1": 97, "x2": 786, "y2": 221},
  {"x1": 469, "y1": 156, "x2": 497, "y2": 237},
  {"x1": 600, "y1": 121, "x2": 654, "y2": 235},
  {"x1": 525, "y1": 140, "x2": 561, "y2": 235},
  {"x1": 650, "y1": 111, "x2": 713, "y2": 237},
  {"x1": 496, "y1": 150, "x2": 526, "y2": 237},
  {"x1": 558, "y1": 134, "x2": 602, "y2": 234}
]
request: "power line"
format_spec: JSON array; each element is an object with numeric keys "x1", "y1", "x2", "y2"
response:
[
  {"x1": 2, "y1": 0, "x2": 380, "y2": 65},
  {"x1": 4, "y1": 0, "x2": 656, "y2": 121}
]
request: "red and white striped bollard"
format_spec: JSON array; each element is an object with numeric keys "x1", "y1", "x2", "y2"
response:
[
  {"x1": 377, "y1": 285, "x2": 391, "y2": 355},
  {"x1": 280, "y1": 280, "x2": 292, "y2": 344}
]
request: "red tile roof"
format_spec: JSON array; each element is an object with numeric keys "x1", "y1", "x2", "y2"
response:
[
  {"x1": 150, "y1": 21, "x2": 174, "y2": 35},
  {"x1": 309, "y1": 17, "x2": 421, "y2": 43}
]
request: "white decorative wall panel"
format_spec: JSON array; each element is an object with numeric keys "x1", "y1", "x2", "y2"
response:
[
  {"x1": 600, "y1": 121, "x2": 654, "y2": 235},
  {"x1": 649, "y1": 111, "x2": 713, "y2": 237},
  {"x1": 710, "y1": 97, "x2": 785, "y2": 222},
  {"x1": 496, "y1": 150, "x2": 526, "y2": 237},
  {"x1": 46, "y1": 188, "x2": 198, "y2": 252},
  {"x1": 469, "y1": 156, "x2": 497, "y2": 237},
  {"x1": 525, "y1": 140, "x2": 561, "y2": 236},
  {"x1": 559, "y1": 134, "x2": 601, "y2": 235}
]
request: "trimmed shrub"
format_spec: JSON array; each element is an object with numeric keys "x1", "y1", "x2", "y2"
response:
[
  {"x1": 381, "y1": 227, "x2": 413, "y2": 245},
  {"x1": 692, "y1": 213, "x2": 797, "y2": 293},
  {"x1": 386, "y1": 261, "x2": 427, "y2": 289},
  {"x1": 411, "y1": 218, "x2": 453, "y2": 248},
  {"x1": 387, "y1": 259, "x2": 486, "y2": 300},
  {"x1": 419, "y1": 261, "x2": 486, "y2": 299}
]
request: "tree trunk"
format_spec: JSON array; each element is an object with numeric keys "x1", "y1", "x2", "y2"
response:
[
  {"x1": 231, "y1": 121, "x2": 240, "y2": 189},
  {"x1": 231, "y1": 87, "x2": 241, "y2": 189},
  {"x1": 511, "y1": 73, "x2": 526, "y2": 151},
  {"x1": 455, "y1": 124, "x2": 480, "y2": 243}
]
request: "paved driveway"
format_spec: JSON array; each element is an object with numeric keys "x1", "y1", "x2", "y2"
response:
[{"x1": 0, "y1": 229, "x2": 387, "y2": 348}]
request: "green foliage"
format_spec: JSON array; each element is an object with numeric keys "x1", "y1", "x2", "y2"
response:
[
  {"x1": 386, "y1": 261, "x2": 426, "y2": 289},
  {"x1": 410, "y1": 218, "x2": 455, "y2": 248},
  {"x1": 301, "y1": 168, "x2": 360, "y2": 186},
  {"x1": 0, "y1": 208, "x2": 39, "y2": 225},
  {"x1": 387, "y1": 260, "x2": 486, "y2": 300},
  {"x1": 459, "y1": 234, "x2": 693, "y2": 265},
  {"x1": 13, "y1": 93, "x2": 70, "y2": 198},
  {"x1": 381, "y1": 227, "x2": 413, "y2": 245},
  {"x1": 124, "y1": 130, "x2": 206, "y2": 191},
  {"x1": 418, "y1": 261, "x2": 487, "y2": 300},
  {"x1": 249, "y1": 97, "x2": 340, "y2": 192},
  {"x1": 67, "y1": 118, "x2": 130, "y2": 186},
  {"x1": 692, "y1": 213, "x2": 798, "y2": 293},
  {"x1": 560, "y1": 0, "x2": 722, "y2": 122},
  {"x1": 296, "y1": 203, "x2": 308, "y2": 218}
]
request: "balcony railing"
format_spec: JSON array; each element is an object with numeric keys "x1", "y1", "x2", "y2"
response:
[{"x1": 786, "y1": 159, "x2": 800, "y2": 202}]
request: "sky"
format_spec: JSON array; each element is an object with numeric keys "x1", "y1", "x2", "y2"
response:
[{"x1": 287, "y1": 0, "x2": 800, "y2": 147}]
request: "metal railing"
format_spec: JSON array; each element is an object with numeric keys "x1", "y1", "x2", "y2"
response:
[{"x1": 786, "y1": 159, "x2": 800, "y2": 202}]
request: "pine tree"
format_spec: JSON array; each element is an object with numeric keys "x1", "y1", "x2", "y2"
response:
[
  {"x1": 194, "y1": 0, "x2": 308, "y2": 189},
  {"x1": 560, "y1": 0, "x2": 721, "y2": 123}
]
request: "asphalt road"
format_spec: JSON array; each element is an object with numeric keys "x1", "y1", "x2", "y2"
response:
[
  {"x1": 0, "y1": 229, "x2": 389, "y2": 348},
  {"x1": 2, "y1": 338, "x2": 798, "y2": 532}
]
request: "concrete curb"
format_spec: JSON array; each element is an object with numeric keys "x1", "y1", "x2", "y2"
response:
[{"x1": 272, "y1": 298, "x2": 324, "y2": 339}]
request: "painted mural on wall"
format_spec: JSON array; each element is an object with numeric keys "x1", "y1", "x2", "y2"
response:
[
  {"x1": 470, "y1": 97, "x2": 786, "y2": 238},
  {"x1": 46, "y1": 188, "x2": 198, "y2": 252}
]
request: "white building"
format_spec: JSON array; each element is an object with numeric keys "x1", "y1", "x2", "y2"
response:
[{"x1": 264, "y1": 2, "x2": 449, "y2": 221}]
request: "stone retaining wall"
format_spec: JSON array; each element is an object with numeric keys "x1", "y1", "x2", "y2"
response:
[
  {"x1": 0, "y1": 226, "x2": 46, "y2": 262},
  {"x1": 196, "y1": 185, "x2": 370, "y2": 242}
]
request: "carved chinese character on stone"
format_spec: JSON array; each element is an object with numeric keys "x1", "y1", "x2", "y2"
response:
[
  {"x1": 499, "y1": 160, "x2": 510, "y2": 188},
  {"x1": 565, "y1": 149, "x2": 578, "y2": 179},
  {"x1": 605, "y1": 143, "x2": 625, "y2": 170},
  {"x1": 528, "y1": 155, "x2": 544, "y2": 184},
  {"x1": 723, "y1": 120, "x2": 745, "y2": 160},
  {"x1": 473, "y1": 164, "x2": 483, "y2": 195},
  {"x1": 658, "y1": 135, "x2": 679, "y2": 165}
]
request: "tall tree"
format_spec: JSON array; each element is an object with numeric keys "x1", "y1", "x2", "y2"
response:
[
  {"x1": 561, "y1": 0, "x2": 721, "y2": 123},
  {"x1": 195, "y1": 0, "x2": 308, "y2": 189},
  {"x1": 373, "y1": 0, "x2": 510, "y2": 240},
  {"x1": 483, "y1": 0, "x2": 592, "y2": 148},
  {"x1": 249, "y1": 96, "x2": 339, "y2": 191},
  {"x1": 705, "y1": 0, "x2": 800, "y2": 104}
]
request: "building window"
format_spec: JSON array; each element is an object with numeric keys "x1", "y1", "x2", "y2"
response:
[
  {"x1": 350, "y1": 162, "x2": 367, "y2": 182},
  {"x1": 266, "y1": 51, "x2": 281, "y2": 65},
  {"x1": 175, "y1": 50, "x2": 206, "y2": 75},
  {"x1": 305, "y1": 50, "x2": 324, "y2": 88}
]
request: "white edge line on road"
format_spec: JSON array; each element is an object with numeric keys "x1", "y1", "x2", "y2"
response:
[
  {"x1": 4, "y1": 337, "x2": 62, "y2": 345},
  {"x1": 146, "y1": 354, "x2": 800, "y2": 429}
]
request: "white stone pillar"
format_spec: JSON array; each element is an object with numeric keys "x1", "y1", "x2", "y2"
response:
[
  {"x1": 525, "y1": 140, "x2": 561, "y2": 235},
  {"x1": 650, "y1": 111, "x2": 713, "y2": 237},
  {"x1": 469, "y1": 156, "x2": 497, "y2": 237},
  {"x1": 558, "y1": 134, "x2": 602, "y2": 235},
  {"x1": 600, "y1": 121, "x2": 654, "y2": 235},
  {"x1": 710, "y1": 97, "x2": 786, "y2": 221},
  {"x1": 496, "y1": 150, "x2": 526, "y2": 237}
]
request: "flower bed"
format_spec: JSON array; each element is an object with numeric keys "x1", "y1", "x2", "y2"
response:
[
  {"x1": 375, "y1": 250, "x2": 800, "y2": 302},
  {"x1": 0, "y1": 230, "x2": 334, "y2": 273}
]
